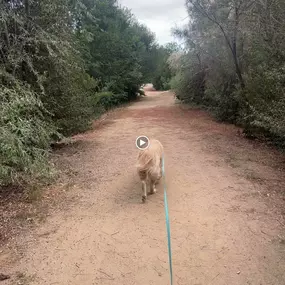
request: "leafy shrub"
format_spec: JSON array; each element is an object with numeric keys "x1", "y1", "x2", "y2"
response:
[
  {"x1": 153, "y1": 75, "x2": 171, "y2": 91},
  {"x1": 169, "y1": 73, "x2": 184, "y2": 99},
  {"x1": 239, "y1": 67, "x2": 285, "y2": 146},
  {"x1": 0, "y1": 77, "x2": 57, "y2": 186},
  {"x1": 171, "y1": 67, "x2": 206, "y2": 104},
  {"x1": 204, "y1": 75, "x2": 240, "y2": 123},
  {"x1": 42, "y1": 61, "x2": 97, "y2": 136},
  {"x1": 91, "y1": 92, "x2": 129, "y2": 113},
  {"x1": 163, "y1": 81, "x2": 171, "y2": 90}
]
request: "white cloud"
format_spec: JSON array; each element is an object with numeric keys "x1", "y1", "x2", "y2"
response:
[{"x1": 119, "y1": 0, "x2": 188, "y2": 44}]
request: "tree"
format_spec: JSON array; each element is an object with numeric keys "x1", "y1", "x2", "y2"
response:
[
  {"x1": 151, "y1": 42, "x2": 182, "y2": 90},
  {"x1": 185, "y1": 0, "x2": 257, "y2": 88},
  {"x1": 171, "y1": 0, "x2": 285, "y2": 146},
  {"x1": 74, "y1": 0, "x2": 157, "y2": 99},
  {"x1": 0, "y1": 0, "x2": 161, "y2": 187}
]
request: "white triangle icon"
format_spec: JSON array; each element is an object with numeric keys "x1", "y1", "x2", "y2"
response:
[{"x1": 139, "y1": 139, "x2": 146, "y2": 147}]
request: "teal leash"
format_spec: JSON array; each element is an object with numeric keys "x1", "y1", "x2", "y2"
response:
[{"x1": 162, "y1": 155, "x2": 173, "y2": 285}]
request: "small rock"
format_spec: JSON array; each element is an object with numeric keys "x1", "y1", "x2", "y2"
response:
[
  {"x1": 0, "y1": 273, "x2": 10, "y2": 281},
  {"x1": 237, "y1": 271, "x2": 241, "y2": 275}
]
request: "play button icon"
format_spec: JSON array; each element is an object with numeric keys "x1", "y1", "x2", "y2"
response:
[{"x1": 136, "y1": 136, "x2": 149, "y2": 150}]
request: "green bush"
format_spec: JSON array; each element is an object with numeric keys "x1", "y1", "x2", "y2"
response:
[
  {"x1": 169, "y1": 73, "x2": 184, "y2": 99},
  {"x1": 239, "y1": 67, "x2": 285, "y2": 146},
  {"x1": 204, "y1": 76, "x2": 240, "y2": 123},
  {"x1": 42, "y1": 61, "x2": 97, "y2": 136},
  {"x1": 163, "y1": 81, "x2": 171, "y2": 90},
  {"x1": 0, "y1": 77, "x2": 57, "y2": 186},
  {"x1": 171, "y1": 67, "x2": 206, "y2": 104},
  {"x1": 91, "y1": 92, "x2": 129, "y2": 113},
  {"x1": 153, "y1": 75, "x2": 171, "y2": 91}
]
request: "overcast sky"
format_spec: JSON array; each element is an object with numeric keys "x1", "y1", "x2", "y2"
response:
[{"x1": 119, "y1": 0, "x2": 188, "y2": 45}]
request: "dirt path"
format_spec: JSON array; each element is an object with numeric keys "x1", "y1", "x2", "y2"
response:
[{"x1": 1, "y1": 91, "x2": 285, "y2": 285}]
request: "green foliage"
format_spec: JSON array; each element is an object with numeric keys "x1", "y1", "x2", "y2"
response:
[
  {"x1": 42, "y1": 58, "x2": 98, "y2": 136},
  {"x1": 91, "y1": 92, "x2": 128, "y2": 113},
  {"x1": 0, "y1": 75, "x2": 56, "y2": 186},
  {"x1": 75, "y1": 0, "x2": 156, "y2": 98},
  {"x1": 151, "y1": 43, "x2": 180, "y2": 90},
  {"x1": 169, "y1": 73, "x2": 182, "y2": 92},
  {"x1": 171, "y1": 0, "x2": 285, "y2": 147},
  {"x1": 0, "y1": 0, "x2": 160, "y2": 187},
  {"x1": 241, "y1": 67, "x2": 285, "y2": 146}
]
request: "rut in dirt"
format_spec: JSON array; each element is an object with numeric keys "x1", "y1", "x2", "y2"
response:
[{"x1": 1, "y1": 91, "x2": 285, "y2": 285}]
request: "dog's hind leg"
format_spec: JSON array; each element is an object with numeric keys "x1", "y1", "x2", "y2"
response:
[
  {"x1": 138, "y1": 171, "x2": 147, "y2": 203},
  {"x1": 142, "y1": 180, "x2": 147, "y2": 203},
  {"x1": 138, "y1": 170, "x2": 148, "y2": 203},
  {"x1": 149, "y1": 179, "x2": 157, "y2": 195}
]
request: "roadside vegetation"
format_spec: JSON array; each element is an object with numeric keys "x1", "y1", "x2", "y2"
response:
[
  {"x1": 0, "y1": 0, "x2": 175, "y2": 188},
  {"x1": 155, "y1": 0, "x2": 285, "y2": 149}
]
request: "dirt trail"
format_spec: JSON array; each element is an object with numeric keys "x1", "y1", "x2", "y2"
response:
[{"x1": 1, "y1": 91, "x2": 285, "y2": 285}]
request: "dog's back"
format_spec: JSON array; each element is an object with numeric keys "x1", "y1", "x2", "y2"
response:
[{"x1": 136, "y1": 139, "x2": 163, "y2": 175}]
